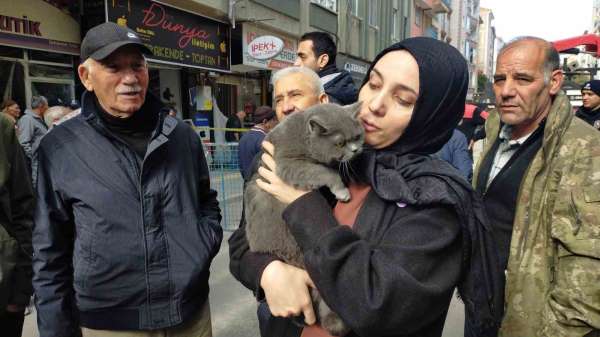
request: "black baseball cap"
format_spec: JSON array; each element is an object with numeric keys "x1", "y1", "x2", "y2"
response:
[
  {"x1": 582, "y1": 80, "x2": 600, "y2": 96},
  {"x1": 80, "y1": 22, "x2": 152, "y2": 61}
]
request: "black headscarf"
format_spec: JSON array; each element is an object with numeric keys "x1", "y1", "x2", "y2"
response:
[{"x1": 355, "y1": 37, "x2": 503, "y2": 336}]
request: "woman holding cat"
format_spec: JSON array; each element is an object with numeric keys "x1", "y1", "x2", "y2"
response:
[{"x1": 230, "y1": 37, "x2": 503, "y2": 337}]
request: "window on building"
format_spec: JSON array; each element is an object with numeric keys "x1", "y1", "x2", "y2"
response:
[
  {"x1": 0, "y1": 60, "x2": 26, "y2": 109},
  {"x1": 368, "y1": 0, "x2": 379, "y2": 27},
  {"x1": 0, "y1": 46, "x2": 24, "y2": 59},
  {"x1": 392, "y1": 8, "x2": 399, "y2": 40},
  {"x1": 28, "y1": 50, "x2": 73, "y2": 64},
  {"x1": 311, "y1": 0, "x2": 337, "y2": 12},
  {"x1": 350, "y1": 0, "x2": 359, "y2": 16},
  {"x1": 415, "y1": 7, "x2": 422, "y2": 27}
]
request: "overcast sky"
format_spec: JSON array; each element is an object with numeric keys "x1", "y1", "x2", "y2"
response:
[{"x1": 479, "y1": 0, "x2": 594, "y2": 42}]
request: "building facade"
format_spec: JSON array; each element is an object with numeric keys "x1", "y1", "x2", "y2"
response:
[
  {"x1": 449, "y1": 0, "x2": 480, "y2": 100},
  {"x1": 477, "y1": 7, "x2": 494, "y2": 81},
  {"x1": 410, "y1": 0, "x2": 452, "y2": 41},
  {"x1": 593, "y1": 0, "x2": 600, "y2": 35},
  {"x1": 0, "y1": 0, "x2": 412, "y2": 142},
  {"x1": 0, "y1": 1, "x2": 80, "y2": 111}
]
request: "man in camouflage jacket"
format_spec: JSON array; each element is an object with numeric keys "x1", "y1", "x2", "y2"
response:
[{"x1": 474, "y1": 37, "x2": 600, "y2": 337}]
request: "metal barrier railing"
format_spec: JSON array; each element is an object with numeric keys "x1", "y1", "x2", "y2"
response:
[{"x1": 204, "y1": 142, "x2": 244, "y2": 231}]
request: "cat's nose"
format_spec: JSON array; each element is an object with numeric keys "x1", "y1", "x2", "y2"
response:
[{"x1": 350, "y1": 144, "x2": 359, "y2": 153}]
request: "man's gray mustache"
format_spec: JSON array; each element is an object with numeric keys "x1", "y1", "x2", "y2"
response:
[{"x1": 117, "y1": 86, "x2": 143, "y2": 94}]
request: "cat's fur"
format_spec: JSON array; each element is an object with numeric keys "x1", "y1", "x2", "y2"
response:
[{"x1": 245, "y1": 102, "x2": 364, "y2": 336}]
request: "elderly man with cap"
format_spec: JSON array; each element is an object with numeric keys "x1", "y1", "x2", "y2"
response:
[
  {"x1": 32, "y1": 22, "x2": 222, "y2": 337},
  {"x1": 237, "y1": 106, "x2": 277, "y2": 180},
  {"x1": 576, "y1": 80, "x2": 600, "y2": 129}
]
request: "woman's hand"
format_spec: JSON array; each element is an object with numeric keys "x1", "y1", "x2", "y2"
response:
[
  {"x1": 260, "y1": 260, "x2": 317, "y2": 325},
  {"x1": 256, "y1": 141, "x2": 309, "y2": 205}
]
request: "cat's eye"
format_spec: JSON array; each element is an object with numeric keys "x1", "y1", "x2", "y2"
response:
[{"x1": 336, "y1": 141, "x2": 345, "y2": 148}]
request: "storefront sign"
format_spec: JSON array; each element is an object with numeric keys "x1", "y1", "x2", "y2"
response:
[
  {"x1": 337, "y1": 54, "x2": 370, "y2": 86},
  {"x1": 248, "y1": 35, "x2": 284, "y2": 60},
  {"x1": 242, "y1": 25, "x2": 297, "y2": 70},
  {"x1": 106, "y1": 0, "x2": 230, "y2": 71},
  {"x1": 0, "y1": 1, "x2": 80, "y2": 54},
  {"x1": 343, "y1": 62, "x2": 368, "y2": 76}
]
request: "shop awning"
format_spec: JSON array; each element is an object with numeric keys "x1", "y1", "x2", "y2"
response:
[{"x1": 552, "y1": 34, "x2": 600, "y2": 56}]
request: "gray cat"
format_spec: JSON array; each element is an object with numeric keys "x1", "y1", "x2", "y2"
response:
[{"x1": 245, "y1": 102, "x2": 364, "y2": 336}]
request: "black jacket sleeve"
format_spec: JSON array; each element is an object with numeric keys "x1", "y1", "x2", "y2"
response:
[
  {"x1": 228, "y1": 152, "x2": 279, "y2": 296},
  {"x1": 282, "y1": 191, "x2": 463, "y2": 336},
  {"x1": 2, "y1": 117, "x2": 35, "y2": 306}
]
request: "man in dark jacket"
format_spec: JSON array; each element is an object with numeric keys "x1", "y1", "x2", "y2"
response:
[
  {"x1": 238, "y1": 106, "x2": 277, "y2": 180},
  {"x1": 575, "y1": 79, "x2": 600, "y2": 129},
  {"x1": 0, "y1": 113, "x2": 35, "y2": 337},
  {"x1": 294, "y1": 31, "x2": 358, "y2": 105},
  {"x1": 33, "y1": 22, "x2": 222, "y2": 337}
]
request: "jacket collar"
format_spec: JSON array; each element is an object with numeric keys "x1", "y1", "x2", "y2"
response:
[
  {"x1": 81, "y1": 91, "x2": 171, "y2": 134},
  {"x1": 318, "y1": 63, "x2": 339, "y2": 77},
  {"x1": 537, "y1": 91, "x2": 572, "y2": 165},
  {"x1": 80, "y1": 91, "x2": 176, "y2": 156}
]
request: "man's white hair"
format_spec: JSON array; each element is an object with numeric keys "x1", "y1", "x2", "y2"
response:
[
  {"x1": 271, "y1": 66, "x2": 324, "y2": 98},
  {"x1": 44, "y1": 106, "x2": 70, "y2": 128}
]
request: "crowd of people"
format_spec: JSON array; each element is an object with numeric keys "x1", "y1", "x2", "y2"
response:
[{"x1": 0, "y1": 20, "x2": 599, "y2": 337}]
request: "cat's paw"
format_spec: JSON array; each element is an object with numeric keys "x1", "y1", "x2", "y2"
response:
[{"x1": 332, "y1": 187, "x2": 351, "y2": 202}]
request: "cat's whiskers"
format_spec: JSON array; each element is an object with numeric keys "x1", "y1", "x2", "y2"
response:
[
  {"x1": 338, "y1": 161, "x2": 345, "y2": 180},
  {"x1": 348, "y1": 160, "x2": 358, "y2": 179}
]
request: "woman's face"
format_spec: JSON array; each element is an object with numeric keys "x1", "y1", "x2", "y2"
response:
[
  {"x1": 5, "y1": 104, "x2": 21, "y2": 119},
  {"x1": 358, "y1": 50, "x2": 419, "y2": 149}
]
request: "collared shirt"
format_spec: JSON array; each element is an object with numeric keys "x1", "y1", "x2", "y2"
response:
[{"x1": 487, "y1": 124, "x2": 533, "y2": 187}]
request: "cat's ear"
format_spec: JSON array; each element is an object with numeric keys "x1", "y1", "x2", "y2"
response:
[
  {"x1": 346, "y1": 101, "x2": 362, "y2": 118},
  {"x1": 308, "y1": 115, "x2": 328, "y2": 135}
]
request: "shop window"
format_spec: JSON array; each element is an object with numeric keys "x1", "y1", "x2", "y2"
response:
[
  {"x1": 311, "y1": 0, "x2": 337, "y2": 12},
  {"x1": 29, "y1": 64, "x2": 73, "y2": 80},
  {"x1": 148, "y1": 69, "x2": 162, "y2": 99},
  {"x1": 215, "y1": 83, "x2": 234, "y2": 117},
  {"x1": 0, "y1": 46, "x2": 24, "y2": 59},
  {"x1": 0, "y1": 60, "x2": 26, "y2": 110},
  {"x1": 28, "y1": 50, "x2": 73, "y2": 64},
  {"x1": 415, "y1": 7, "x2": 423, "y2": 27},
  {"x1": 350, "y1": 0, "x2": 359, "y2": 16},
  {"x1": 31, "y1": 82, "x2": 73, "y2": 106}
]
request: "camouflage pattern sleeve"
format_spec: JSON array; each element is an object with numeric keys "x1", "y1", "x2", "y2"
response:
[{"x1": 541, "y1": 152, "x2": 600, "y2": 337}]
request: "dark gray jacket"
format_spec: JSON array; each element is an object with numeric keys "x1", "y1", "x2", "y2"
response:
[
  {"x1": 322, "y1": 69, "x2": 359, "y2": 105},
  {"x1": 17, "y1": 109, "x2": 48, "y2": 184},
  {"x1": 0, "y1": 114, "x2": 35, "y2": 310},
  {"x1": 33, "y1": 92, "x2": 222, "y2": 337}
]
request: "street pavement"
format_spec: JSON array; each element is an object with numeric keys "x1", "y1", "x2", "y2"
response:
[{"x1": 22, "y1": 231, "x2": 465, "y2": 337}]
